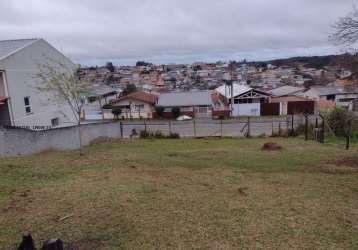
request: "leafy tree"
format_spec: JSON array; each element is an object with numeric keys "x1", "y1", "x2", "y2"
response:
[
  {"x1": 326, "y1": 108, "x2": 357, "y2": 149},
  {"x1": 106, "y1": 62, "x2": 115, "y2": 72},
  {"x1": 136, "y1": 61, "x2": 152, "y2": 67},
  {"x1": 35, "y1": 61, "x2": 91, "y2": 154},
  {"x1": 155, "y1": 106, "x2": 165, "y2": 119},
  {"x1": 171, "y1": 107, "x2": 181, "y2": 119},
  {"x1": 105, "y1": 74, "x2": 114, "y2": 85},
  {"x1": 112, "y1": 106, "x2": 122, "y2": 119},
  {"x1": 123, "y1": 84, "x2": 137, "y2": 95}
]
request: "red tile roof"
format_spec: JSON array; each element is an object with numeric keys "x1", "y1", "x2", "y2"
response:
[
  {"x1": 114, "y1": 91, "x2": 158, "y2": 104},
  {"x1": 0, "y1": 96, "x2": 7, "y2": 105}
]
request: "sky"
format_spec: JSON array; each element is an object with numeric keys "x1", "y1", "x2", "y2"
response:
[{"x1": 0, "y1": 0, "x2": 355, "y2": 65}]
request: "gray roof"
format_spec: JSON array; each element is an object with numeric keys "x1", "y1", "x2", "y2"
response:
[
  {"x1": 158, "y1": 91, "x2": 213, "y2": 107},
  {"x1": 309, "y1": 86, "x2": 353, "y2": 96},
  {"x1": 0, "y1": 39, "x2": 39, "y2": 61},
  {"x1": 270, "y1": 86, "x2": 304, "y2": 97}
]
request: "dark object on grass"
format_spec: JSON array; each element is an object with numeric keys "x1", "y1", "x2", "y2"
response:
[
  {"x1": 42, "y1": 239, "x2": 64, "y2": 250},
  {"x1": 262, "y1": 142, "x2": 282, "y2": 151},
  {"x1": 18, "y1": 234, "x2": 36, "y2": 250}
]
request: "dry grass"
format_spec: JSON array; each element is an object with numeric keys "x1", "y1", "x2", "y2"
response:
[{"x1": 0, "y1": 138, "x2": 358, "y2": 249}]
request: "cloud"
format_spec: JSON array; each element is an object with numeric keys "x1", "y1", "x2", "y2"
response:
[{"x1": 0, "y1": 0, "x2": 354, "y2": 65}]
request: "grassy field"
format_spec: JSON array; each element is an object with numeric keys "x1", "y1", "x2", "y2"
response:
[{"x1": 0, "y1": 138, "x2": 358, "y2": 249}]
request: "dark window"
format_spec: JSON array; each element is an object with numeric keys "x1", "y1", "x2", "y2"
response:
[
  {"x1": 24, "y1": 97, "x2": 31, "y2": 114},
  {"x1": 51, "y1": 118, "x2": 59, "y2": 127}
]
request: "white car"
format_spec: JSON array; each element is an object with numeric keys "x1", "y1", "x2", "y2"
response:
[{"x1": 176, "y1": 115, "x2": 193, "y2": 121}]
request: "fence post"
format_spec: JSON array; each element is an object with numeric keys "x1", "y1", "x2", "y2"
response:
[
  {"x1": 193, "y1": 119, "x2": 196, "y2": 137},
  {"x1": 286, "y1": 116, "x2": 290, "y2": 137},
  {"x1": 169, "y1": 121, "x2": 172, "y2": 134},
  {"x1": 279, "y1": 122, "x2": 282, "y2": 136},
  {"x1": 120, "y1": 122, "x2": 123, "y2": 138},
  {"x1": 144, "y1": 121, "x2": 147, "y2": 133},
  {"x1": 272, "y1": 121, "x2": 274, "y2": 136},
  {"x1": 220, "y1": 119, "x2": 223, "y2": 138},
  {"x1": 247, "y1": 117, "x2": 251, "y2": 138},
  {"x1": 291, "y1": 115, "x2": 294, "y2": 136},
  {"x1": 321, "y1": 118, "x2": 325, "y2": 144},
  {"x1": 305, "y1": 115, "x2": 309, "y2": 141}
]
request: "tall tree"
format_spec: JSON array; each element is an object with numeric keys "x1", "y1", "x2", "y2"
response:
[
  {"x1": 332, "y1": 6, "x2": 358, "y2": 46},
  {"x1": 331, "y1": 6, "x2": 358, "y2": 84},
  {"x1": 35, "y1": 61, "x2": 91, "y2": 154}
]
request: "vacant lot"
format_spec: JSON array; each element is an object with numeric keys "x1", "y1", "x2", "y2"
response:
[{"x1": 1, "y1": 138, "x2": 357, "y2": 249}]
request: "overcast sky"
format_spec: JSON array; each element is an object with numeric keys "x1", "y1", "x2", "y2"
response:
[{"x1": 0, "y1": 0, "x2": 355, "y2": 65}]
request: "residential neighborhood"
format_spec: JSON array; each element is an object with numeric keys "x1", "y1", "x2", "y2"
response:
[{"x1": 1, "y1": 1, "x2": 358, "y2": 249}]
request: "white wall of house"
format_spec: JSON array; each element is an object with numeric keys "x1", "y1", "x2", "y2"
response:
[
  {"x1": 233, "y1": 103, "x2": 261, "y2": 117},
  {"x1": 0, "y1": 39, "x2": 77, "y2": 128},
  {"x1": 113, "y1": 99, "x2": 153, "y2": 119},
  {"x1": 335, "y1": 94, "x2": 358, "y2": 109}
]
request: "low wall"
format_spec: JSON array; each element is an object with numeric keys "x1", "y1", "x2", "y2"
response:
[{"x1": 0, "y1": 121, "x2": 123, "y2": 157}]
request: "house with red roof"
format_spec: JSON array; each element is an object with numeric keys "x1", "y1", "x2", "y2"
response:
[{"x1": 110, "y1": 91, "x2": 158, "y2": 119}]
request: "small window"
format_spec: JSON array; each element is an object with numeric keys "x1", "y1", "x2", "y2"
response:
[
  {"x1": 24, "y1": 97, "x2": 32, "y2": 114},
  {"x1": 51, "y1": 118, "x2": 59, "y2": 127}
]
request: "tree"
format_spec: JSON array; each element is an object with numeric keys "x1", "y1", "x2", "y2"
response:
[
  {"x1": 123, "y1": 84, "x2": 137, "y2": 96},
  {"x1": 326, "y1": 108, "x2": 357, "y2": 149},
  {"x1": 171, "y1": 107, "x2": 181, "y2": 119},
  {"x1": 112, "y1": 106, "x2": 122, "y2": 119},
  {"x1": 35, "y1": 61, "x2": 91, "y2": 154},
  {"x1": 106, "y1": 62, "x2": 115, "y2": 72},
  {"x1": 331, "y1": 6, "x2": 358, "y2": 84},
  {"x1": 155, "y1": 106, "x2": 165, "y2": 119},
  {"x1": 331, "y1": 6, "x2": 358, "y2": 46}
]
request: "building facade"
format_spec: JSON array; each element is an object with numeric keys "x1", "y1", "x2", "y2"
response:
[{"x1": 0, "y1": 39, "x2": 77, "y2": 128}]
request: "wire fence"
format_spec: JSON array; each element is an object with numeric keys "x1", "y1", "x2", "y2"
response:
[{"x1": 119, "y1": 115, "x2": 319, "y2": 139}]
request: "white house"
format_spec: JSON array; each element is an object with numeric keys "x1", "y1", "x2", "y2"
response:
[
  {"x1": 110, "y1": 91, "x2": 158, "y2": 119},
  {"x1": 215, "y1": 84, "x2": 271, "y2": 117},
  {"x1": 0, "y1": 38, "x2": 77, "y2": 128}
]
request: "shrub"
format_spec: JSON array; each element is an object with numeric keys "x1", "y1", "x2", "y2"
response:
[
  {"x1": 171, "y1": 107, "x2": 181, "y2": 119},
  {"x1": 168, "y1": 133, "x2": 180, "y2": 139},
  {"x1": 154, "y1": 130, "x2": 165, "y2": 139},
  {"x1": 111, "y1": 107, "x2": 122, "y2": 119},
  {"x1": 139, "y1": 130, "x2": 180, "y2": 139},
  {"x1": 140, "y1": 130, "x2": 151, "y2": 139},
  {"x1": 155, "y1": 106, "x2": 165, "y2": 119},
  {"x1": 326, "y1": 108, "x2": 357, "y2": 137}
]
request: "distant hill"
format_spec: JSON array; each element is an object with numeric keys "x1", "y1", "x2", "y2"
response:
[{"x1": 251, "y1": 54, "x2": 351, "y2": 69}]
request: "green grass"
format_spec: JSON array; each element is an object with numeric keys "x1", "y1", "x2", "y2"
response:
[{"x1": 0, "y1": 138, "x2": 358, "y2": 249}]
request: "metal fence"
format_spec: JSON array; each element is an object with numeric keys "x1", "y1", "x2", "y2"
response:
[{"x1": 120, "y1": 116, "x2": 310, "y2": 139}]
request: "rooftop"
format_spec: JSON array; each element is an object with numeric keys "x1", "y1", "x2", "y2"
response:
[
  {"x1": 270, "y1": 86, "x2": 304, "y2": 97},
  {"x1": 115, "y1": 91, "x2": 158, "y2": 104},
  {"x1": 0, "y1": 39, "x2": 40, "y2": 62},
  {"x1": 157, "y1": 91, "x2": 212, "y2": 107}
]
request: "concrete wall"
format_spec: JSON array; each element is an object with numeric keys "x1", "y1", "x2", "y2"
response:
[{"x1": 0, "y1": 121, "x2": 123, "y2": 156}]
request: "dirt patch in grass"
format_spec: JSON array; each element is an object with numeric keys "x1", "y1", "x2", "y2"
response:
[
  {"x1": 306, "y1": 156, "x2": 358, "y2": 174},
  {"x1": 262, "y1": 142, "x2": 283, "y2": 151},
  {"x1": 328, "y1": 156, "x2": 358, "y2": 168}
]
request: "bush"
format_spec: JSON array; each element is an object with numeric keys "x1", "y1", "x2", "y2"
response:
[
  {"x1": 111, "y1": 107, "x2": 122, "y2": 119},
  {"x1": 139, "y1": 130, "x2": 180, "y2": 139},
  {"x1": 154, "y1": 130, "x2": 165, "y2": 139},
  {"x1": 155, "y1": 106, "x2": 165, "y2": 119},
  {"x1": 171, "y1": 107, "x2": 181, "y2": 119},
  {"x1": 326, "y1": 108, "x2": 357, "y2": 137},
  {"x1": 140, "y1": 130, "x2": 151, "y2": 139},
  {"x1": 168, "y1": 133, "x2": 180, "y2": 139}
]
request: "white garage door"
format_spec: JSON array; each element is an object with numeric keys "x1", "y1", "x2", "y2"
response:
[{"x1": 233, "y1": 103, "x2": 261, "y2": 117}]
